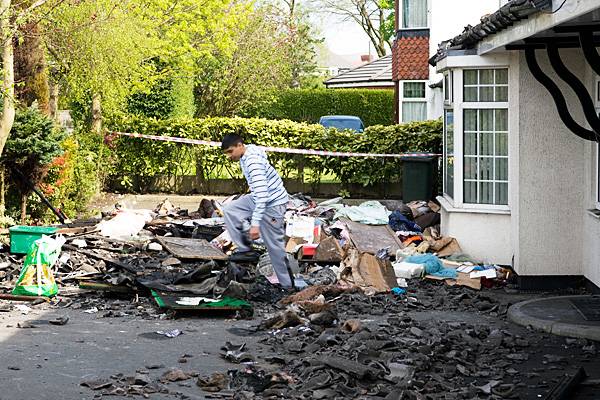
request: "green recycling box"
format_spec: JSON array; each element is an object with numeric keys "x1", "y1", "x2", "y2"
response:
[{"x1": 9, "y1": 225, "x2": 59, "y2": 254}]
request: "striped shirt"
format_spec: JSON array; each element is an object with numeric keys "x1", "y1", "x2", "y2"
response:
[{"x1": 240, "y1": 145, "x2": 288, "y2": 226}]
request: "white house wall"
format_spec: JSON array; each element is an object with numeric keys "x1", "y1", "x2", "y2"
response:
[
  {"x1": 583, "y1": 143, "x2": 600, "y2": 287},
  {"x1": 582, "y1": 60, "x2": 600, "y2": 288},
  {"x1": 439, "y1": 209, "x2": 512, "y2": 265},
  {"x1": 515, "y1": 48, "x2": 586, "y2": 277}
]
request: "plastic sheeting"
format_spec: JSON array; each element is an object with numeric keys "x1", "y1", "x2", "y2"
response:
[{"x1": 333, "y1": 201, "x2": 391, "y2": 225}]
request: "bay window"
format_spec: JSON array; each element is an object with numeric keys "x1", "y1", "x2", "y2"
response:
[{"x1": 442, "y1": 66, "x2": 509, "y2": 209}]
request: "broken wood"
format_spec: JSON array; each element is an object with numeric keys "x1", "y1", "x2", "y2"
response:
[
  {"x1": 79, "y1": 281, "x2": 135, "y2": 294},
  {"x1": 314, "y1": 236, "x2": 343, "y2": 262},
  {"x1": 63, "y1": 244, "x2": 138, "y2": 274},
  {"x1": 342, "y1": 218, "x2": 404, "y2": 255},
  {"x1": 0, "y1": 293, "x2": 48, "y2": 302},
  {"x1": 544, "y1": 367, "x2": 587, "y2": 400}
]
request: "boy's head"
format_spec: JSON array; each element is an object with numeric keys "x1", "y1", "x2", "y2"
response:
[{"x1": 221, "y1": 134, "x2": 245, "y2": 161}]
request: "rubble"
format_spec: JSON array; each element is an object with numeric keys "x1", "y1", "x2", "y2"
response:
[{"x1": 4, "y1": 195, "x2": 586, "y2": 399}]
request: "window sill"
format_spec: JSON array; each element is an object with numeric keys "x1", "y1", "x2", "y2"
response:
[
  {"x1": 437, "y1": 196, "x2": 511, "y2": 215},
  {"x1": 586, "y1": 209, "x2": 600, "y2": 220}
]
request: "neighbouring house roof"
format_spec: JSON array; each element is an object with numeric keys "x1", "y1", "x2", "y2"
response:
[
  {"x1": 429, "y1": 0, "x2": 552, "y2": 66},
  {"x1": 324, "y1": 55, "x2": 393, "y2": 88}
]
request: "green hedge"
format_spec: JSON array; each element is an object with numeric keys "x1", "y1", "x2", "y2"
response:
[
  {"x1": 243, "y1": 89, "x2": 395, "y2": 127},
  {"x1": 108, "y1": 116, "x2": 441, "y2": 190}
]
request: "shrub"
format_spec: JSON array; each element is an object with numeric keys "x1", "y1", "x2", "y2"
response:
[
  {"x1": 242, "y1": 89, "x2": 395, "y2": 127},
  {"x1": 1, "y1": 105, "x2": 67, "y2": 221},
  {"x1": 108, "y1": 115, "x2": 441, "y2": 191}
]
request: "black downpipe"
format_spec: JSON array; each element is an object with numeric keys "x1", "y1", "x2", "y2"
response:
[
  {"x1": 546, "y1": 44, "x2": 600, "y2": 139},
  {"x1": 524, "y1": 47, "x2": 597, "y2": 142},
  {"x1": 579, "y1": 30, "x2": 600, "y2": 77}
]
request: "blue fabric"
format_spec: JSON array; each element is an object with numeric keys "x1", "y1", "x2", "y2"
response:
[
  {"x1": 240, "y1": 145, "x2": 288, "y2": 226},
  {"x1": 391, "y1": 287, "x2": 406, "y2": 295},
  {"x1": 430, "y1": 269, "x2": 458, "y2": 278},
  {"x1": 404, "y1": 254, "x2": 457, "y2": 279},
  {"x1": 389, "y1": 211, "x2": 422, "y2": 233},
  {"x1": 404, "y1": 254, "x2": 443, "y2": 274}
]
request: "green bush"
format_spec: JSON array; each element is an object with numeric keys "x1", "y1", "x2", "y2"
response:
[
  {"x1": 243, "y1": 89, "x2": 395, "y2": 127},
  {"x1": 108, "y1": 115, "x2": 441, "y2": 191}
]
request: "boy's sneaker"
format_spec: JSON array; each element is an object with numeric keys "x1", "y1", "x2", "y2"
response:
[{"x1": 229, "y1": 250, "x2": 260, "y2": 263}]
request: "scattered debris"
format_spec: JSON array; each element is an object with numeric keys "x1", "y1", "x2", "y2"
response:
[{"x1": 155, "y1": 329, "x2": 183, "y2": 338}]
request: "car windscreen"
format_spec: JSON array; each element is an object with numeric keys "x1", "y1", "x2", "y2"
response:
[{"x1": 320, "y1": 118, "x2": 362, "y2": 131}]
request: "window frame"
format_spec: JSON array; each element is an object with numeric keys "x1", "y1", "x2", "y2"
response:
[
  {"x1": 596, "y1": 142, "x2": 600, "y2": 211},
  {"x1": 441, "y1": 66, "x2": 510, "y2": 212},
  {"x1": 462, "y1": 107, "x2": 509, "y2": 206},
  {"x1": 401, "y1": 0, "x2": 428, "y2": 29},
  {"x1": 400, "y1": 80, "x2": 427, "y2": 123},
  {"x1": 444, "y1": 72, "x2": 453, "y2": 105},
  {"x1": 595, "y1": 77, "x2": 600, "y2": 210},
  {"x1": 443, "y1": 108, "x2": 454, "y2": 200}
]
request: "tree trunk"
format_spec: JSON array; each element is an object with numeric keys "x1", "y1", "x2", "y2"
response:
[
  {"x1": 91, "y1": 94, "x2": 102, "y2": 133},
  {"x1": 13, "y1": 0, "x2": 50, "y2": 114},
  {"x1": 20, "y1": 192, "x2": 27, "y2": 224},
  {"x1": 49, "y1": 80, "x2": 59, "y2": 120},
  {"x1": 0, "y1": 0, "x2": 16, "y2": 158},
  {"x1": 0, "y1": 166, "x2": 5, "y2": 217}
]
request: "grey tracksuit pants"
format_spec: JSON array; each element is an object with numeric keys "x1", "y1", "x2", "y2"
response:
[{"x1": 223, "y1": 195, "x2": 292, "y2": 287}]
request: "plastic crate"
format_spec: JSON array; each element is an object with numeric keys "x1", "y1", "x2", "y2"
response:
[{"x1": 9, "y1": 225, "x2": 58, "y2": 254}]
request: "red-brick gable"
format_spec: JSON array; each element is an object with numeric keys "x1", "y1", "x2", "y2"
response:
[{"x1": 392, "y1": 34, "x2": 430, "y2": 81}]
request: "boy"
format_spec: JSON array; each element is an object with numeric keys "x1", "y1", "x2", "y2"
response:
[{"x1": 221, "y1": 134, "x2": 292, "y2": 288}]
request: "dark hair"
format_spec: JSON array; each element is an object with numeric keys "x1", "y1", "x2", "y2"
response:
[{"x1": 221, "y1": 134, "x2": 244, "y2": 150}]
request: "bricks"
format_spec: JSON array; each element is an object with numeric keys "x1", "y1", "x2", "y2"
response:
[{"x1": 392, "y1": 35, "x2": 430, "y2": 81}]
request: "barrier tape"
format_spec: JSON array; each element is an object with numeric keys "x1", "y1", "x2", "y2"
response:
[{"x1": 111, "y1": 131, "x2": 441, "y2": 159}]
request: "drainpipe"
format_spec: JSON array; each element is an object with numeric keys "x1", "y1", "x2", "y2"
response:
[{"x1": 393, "y1": 0, "x2": 400, "y2": 124}]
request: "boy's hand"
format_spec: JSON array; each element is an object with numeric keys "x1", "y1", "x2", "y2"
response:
[{"x1": 249, "y1": 226, "x2": 260, "y2": 240}]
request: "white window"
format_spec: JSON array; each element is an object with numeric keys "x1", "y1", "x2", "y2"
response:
[
  {"x1": 463, "y1": 69, "x2": 508, "y2": 102},
  {"x1": 443, "y1": 109, "x2": 454, "y2": 199},
  {"x1": 401, "y1": 81, "x2": 427, "y2": 122},
  {"x1": 444, "y1": 72, "x2": 452, "y2": 104},
  {"x1": 463, "y1": 109, "x2": 508, "y2": 205},
  {"x1": 462, "y1": 68, "x2": 509, "y2": 206},
  {"x1": 402, "y1": 0, "x2": 427, "y2": 28}
]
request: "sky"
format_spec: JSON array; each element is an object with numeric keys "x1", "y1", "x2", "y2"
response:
[{"x1": 322, "y1": 18, "x2": 372, "y2": 56}]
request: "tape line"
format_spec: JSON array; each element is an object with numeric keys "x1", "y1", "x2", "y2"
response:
[{"x1": 111, "y1": 131, "x2": 441, "y2": 158}]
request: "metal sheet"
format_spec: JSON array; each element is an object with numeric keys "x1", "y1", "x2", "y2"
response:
[{"x1": 156, "y1": 237, "x2": 228, "y2": 260}]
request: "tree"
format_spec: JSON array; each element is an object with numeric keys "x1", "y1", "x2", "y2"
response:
[
  {"x1": 0, "y1": 0, "x2": 62, "y2": 158},
  {"x1": 43, "y1": 0, "x2": 159, "y2": 132},
  {"x1": 316, "y1": 0, "x2": 393, "y2": 57},
  {"x1": 14, "y1": 0, "x2": 51, "y2": 114},
  {"x1": 0, "y1": 0, "x2": 16, "y2": 159},
  {"x1": 2, "y1": 105, "x2": 66, "y2": 222},
  {"x1": 194, "y1": 6, "x2": 293, "y2": 117},
  {"x1": 260, "y1": 0, "x2": 323, "y2": 88}
]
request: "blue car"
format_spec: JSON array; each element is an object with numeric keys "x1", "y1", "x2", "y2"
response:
[{"x1": 318, "y1": 115, "x2": 365, "y2": 133}]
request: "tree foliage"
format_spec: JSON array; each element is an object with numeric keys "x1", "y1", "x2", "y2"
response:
[{"x1": 194, "y1": 6, "x2": 294, "y2": 117}]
